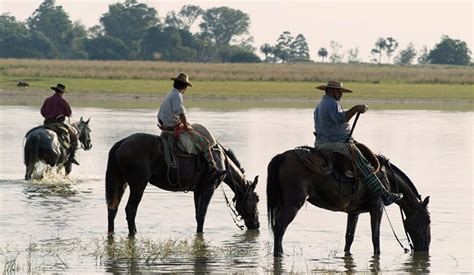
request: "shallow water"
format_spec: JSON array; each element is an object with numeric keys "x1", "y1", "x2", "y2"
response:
[{"x1": 0, "y1": 105, "x2": 472, "y2": 273}]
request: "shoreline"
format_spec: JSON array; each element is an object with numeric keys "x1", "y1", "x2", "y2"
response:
[{"x1": 1, "y1": 88, "x2": 472, "y2": 111}]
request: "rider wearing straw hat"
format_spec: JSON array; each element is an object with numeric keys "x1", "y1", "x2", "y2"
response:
[
  {"x1": 157, "y1": 73, "x2": 228, "y2": 182},
  {"x1": 314, "y1": 80, "x2": 402, "y2": 206}
]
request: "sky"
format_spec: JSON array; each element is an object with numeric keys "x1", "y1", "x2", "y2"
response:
[{"x1": 1, "y1": 0, "x2": 472, "y2": 62}]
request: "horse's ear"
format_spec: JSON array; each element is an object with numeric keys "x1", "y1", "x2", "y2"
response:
[
  {"x1": 86, "y1": 116, "x2": 90, "y2": 124},
  {"x1": 252, "y1": 175, "x2": 259, "y2": 189},
  {"x1": 422, "y1": 196, "x2": 430, "y2": 207},
  {"x1": 80, "y1": 116, "x2": 83, "y2": 122}
]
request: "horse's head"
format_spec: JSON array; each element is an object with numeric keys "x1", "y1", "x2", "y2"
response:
[
  {"x1": 379, "y1": 155, "x2": 431, "y2": 252},
  {"x1": 234, "y1": 175, "x2": 260, "y2": 230},
  {"x1": 405, "y1": 196, "x2": 431, "y2": 252},
  {"x1": 77, "y1": 117, "x2": 92, "y2": 150}
]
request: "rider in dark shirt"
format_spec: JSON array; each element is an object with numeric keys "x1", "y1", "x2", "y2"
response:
[{"x1": 41, "y1": 84, "x2": 79, "y2": 165}]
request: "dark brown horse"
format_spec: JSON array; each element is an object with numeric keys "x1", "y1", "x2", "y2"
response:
[
  {"x1": 105, "y1": 133, "x2": 260, "y2": 235},
  {"x1": 267, "y1": 149, "x2": 431, "y2": 257}
]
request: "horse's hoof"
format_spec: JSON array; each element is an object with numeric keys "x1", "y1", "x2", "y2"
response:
[{"x1": 344, "y1": 251, "x2": 352, "y2": 256}]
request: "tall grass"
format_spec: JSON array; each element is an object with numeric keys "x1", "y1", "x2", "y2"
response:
[{"x1": 1, "y1": 59, "x2": 473, "y2": 84}]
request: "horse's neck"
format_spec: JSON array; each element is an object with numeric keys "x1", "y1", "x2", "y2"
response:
[
  {"x1": 70, "y1": 122, "x2": 80, "y2": 137},
  {"x1": 223, "y1": 158, "x2": 246, "y2": 197},
  {"x1": 389, "y1": 166, "x2": 422, "y2": 216}
]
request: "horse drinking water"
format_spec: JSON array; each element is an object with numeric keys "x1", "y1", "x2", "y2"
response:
[
  {"x1": 267, "y1": 148, "x2": 431, "y2": 257},
  {"x1": 105, "y1": 132, "x2": 260, "y2": 235},
  {"x1": 23, "y1": 117, "x2": 92, "y2": 180}
]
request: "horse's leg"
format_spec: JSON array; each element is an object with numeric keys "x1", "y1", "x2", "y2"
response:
[
  {"x1": 273, "y1": 202, "x2": 302, "y2": 257},
  {"x1": 125, "y1": 177, "x2": 148, "y2": 236},
  {"x1": 64, "y1": 162, "x2": 72, "y2": 175},
  {"x1": 370, "y1": 207, "x2": 383, "y2": 255},
  {"x1": 107, "y1": 179, "x2": 127, "y2": 234},
  {"x1": 194, "y1": 182, "x2": 215, "y2": 233},
  {"x1": 25, "y1": 161, "x2": 35, "y2": 180},
  {"x1": 344, "y1": 213, "x2": 360, "y2": 255}
]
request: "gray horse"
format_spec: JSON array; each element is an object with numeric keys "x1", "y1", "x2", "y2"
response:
[{"x1": 24, "y1": 117, "x2": 92, "y2": 180}]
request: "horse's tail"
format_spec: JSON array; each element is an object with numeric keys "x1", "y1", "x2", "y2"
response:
[
  {"x1": 24, "y1": 133, "x2": 40, "y2": 180},
  {"x1": 105, "y1": 139, "x2": 126, "y2": 210},
  {"x1": 267, "y1": 152, "x2": 286, "y2": 235}
]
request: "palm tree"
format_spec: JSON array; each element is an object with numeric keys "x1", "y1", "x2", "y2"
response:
[
  {"x1": 317, "y1": 47, "x2": 328, "y2": 62},
  {"x1": 260, "y1": 43, "x2": 273, "y2": 62}
]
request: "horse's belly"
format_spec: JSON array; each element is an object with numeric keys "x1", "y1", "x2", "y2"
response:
[{"x1": 307, "y1": 196, "x2": 350, "y2": 212}]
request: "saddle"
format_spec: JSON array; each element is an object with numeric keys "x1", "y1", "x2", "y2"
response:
[
  {"x1": 26, "y1": 123, "x2": 72, "y2": 149},
  {"x1": 295, "y1": 142, "x2": 379, "y2": 186},
  {"x1": 159, "y1": 123, "x2": 220, "y2": 191}
]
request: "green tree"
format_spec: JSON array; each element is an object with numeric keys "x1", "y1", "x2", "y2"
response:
[
  {"x1": 0, "y1": 14, "x2": 28, "y2": 37},
  {"x1": 140, "y1": 26, "x2": 196, "y2": 61},
  {"x1": 274, "y1": 31, "x2": 293, "y2": 63},
  {"x1": 0, "y1": 31, "x2": 58, "y2": 58},
  {"x1": 329, "y1": 40, "x2": 343, "y2": 63},
  {"x1": 199, "y1": 7, "x2": 250, "y2": 47},
  {"x1": 84, "y1": 35, "x2": 129, "y2": 60},
  {"x1": 371, "y1": 37, "x2": 386, "y2": 64},
  {"x1": 385, "y1": 37, "x2": 399, "y2": 63},
  {"x1": 317, "y1": 47, "x2": 328, "y2": 62},
  {"x1": 291, "y1": 34, "x2": 310, "y2": 62},
  {"x1": 394, "y1": 42, "x2": 417, "y2": 65},
  {"x1": 27, "y1": 0, "x2": 75, "y2": 57},
  {"x1": 428, "y1": 35, "x2": 471, "y2": 65},
  {"x1": 100, "y1": 0, "x2": 159, "y2": 57},
  {"x1": 417, "y1": 46, "x2": 430, "y2": 64},
  {"x1": 347, "y1": 48, "x2": 360, "y2": 63},
  {"x1": 260, "y1": 43, "x2": 273, "y2": 62}
]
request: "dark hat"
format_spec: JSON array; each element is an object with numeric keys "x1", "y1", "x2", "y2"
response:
[
  {"x1": 316, "y1": 80, "x2": 352, "y2": 93},
  {"x1": 51, "y1": 83, "x2": 66, "y2": 93},
  {"x1": 171, "y1": 73, "x2": 192, "y2": 87}
]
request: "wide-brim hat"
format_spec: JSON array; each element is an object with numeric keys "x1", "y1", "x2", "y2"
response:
[
  {"x1": 316, "y1": 80, "x2": 352, "y2": 93},
  {"x1": 51, "y1": 83, "x2": 66, "y2": 93},
  {"x1": 171, "y1": 73, "x2": 192, "y2": 87}
]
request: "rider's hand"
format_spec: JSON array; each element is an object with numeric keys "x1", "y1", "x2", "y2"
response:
[{"x1": 358, "y1": 105, "x2": 368, "y2": 113}]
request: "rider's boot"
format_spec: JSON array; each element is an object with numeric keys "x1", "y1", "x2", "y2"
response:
[
  {"x1": 364, "y1": 173, "x2": 403, "y2": 206},
  {"x1": 68, "y1": 148, "x2": 80, "y2": 165}
]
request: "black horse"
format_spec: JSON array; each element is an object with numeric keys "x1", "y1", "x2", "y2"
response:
[
  {"x1": 267, "y1": 149, "x2": 431, "y2": 257},
  {"x1": 105, "y1": 133, "x2": 260, "y2": 235},
  {"x1": 23, "y1": 117, "x2": 92, "y2": 180}
]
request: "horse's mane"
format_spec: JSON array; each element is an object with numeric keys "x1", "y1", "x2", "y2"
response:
[
  {"x1": 223, "y1": 148, "x2": 245, "y2": 174},
  {"x1": 379, "y1": 155, "x2": 422, "y2": 200}
]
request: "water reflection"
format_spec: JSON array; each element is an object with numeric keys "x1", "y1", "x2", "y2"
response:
[
  {"x1": 369, "y1": 255, "x2": 381, "y2": 272},
  {"x1": 403, "y1": 252, "x2": 431, "y2": 273},
  {"x1": 342, "y1": 254, "x2": 357, "y2": 272},
  {"x1": 192, "y1": 234, "x2": 210, "y2": 274},
  {"x1": 102, "y1": 235, "x2": 141, "y2": 273},
  {"x1": 23, "y1": 181, "x2": 78, "y2": 199}
]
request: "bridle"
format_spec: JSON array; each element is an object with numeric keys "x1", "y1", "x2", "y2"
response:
[
  {"x1": 384, "y1": 158, "x2": 415, "y2": 251},
  {"x1": 219, "y1": 144, "x2": 258, "y2": 230}
]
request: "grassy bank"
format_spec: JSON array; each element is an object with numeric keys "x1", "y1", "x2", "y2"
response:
[
  {"x1": 1, "y1": 59, "x2": 473, "y2": 84},
  {"x1": 0, "y1": 59, "x2": 472, "y2": 110}
]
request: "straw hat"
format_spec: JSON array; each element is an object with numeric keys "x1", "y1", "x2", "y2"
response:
[
  {"x1": 316, "y1": 81, "x2": 352, "y2": 93},
  {"x1": 171, "y1": 73, "x2": 192, "y2": 87},
  {"x1": 51, "y1": 83, "x2": 66, "y2": 93}
]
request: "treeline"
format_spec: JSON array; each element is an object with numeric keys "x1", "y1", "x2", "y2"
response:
[
  {"x1": 0, "y1": 0, "x2": 260, "y2": 63},
  {"x1": 0, "y1": 0, "x2": 471, "y2": 65}
]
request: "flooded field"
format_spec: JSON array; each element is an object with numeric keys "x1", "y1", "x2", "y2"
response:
[{"x1": 0, "y1": 105, "x2": 472, "y2": 273}]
